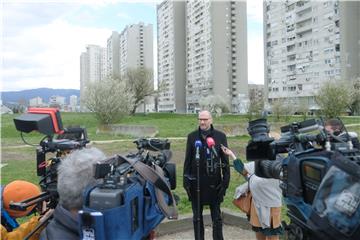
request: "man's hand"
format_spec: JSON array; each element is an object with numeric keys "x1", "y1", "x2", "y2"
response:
[
  {"x1": 185, "y1": 187, "x2": 192, "y2": 201},
  {"x1": 216, "y1": 184, "x2": 226, "y2": 198}
]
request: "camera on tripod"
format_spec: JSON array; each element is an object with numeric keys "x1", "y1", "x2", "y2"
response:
[{"x1": 245, "y1": 118, "x2": 360, "y2": 240}]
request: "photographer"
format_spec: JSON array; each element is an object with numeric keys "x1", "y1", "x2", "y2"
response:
[
  {"x1": 1, "y1": 180, "x2": 49, "y2": 240},
  {"x1": 183, "y1": 110, "x2": 230, "y2": 240},
  {"x1": 40, "y1": 147, "x2": 106, "y2": 240},
  {"x1": 221, "y1": 147, "x2": 283, "y2": 240},
  {"x1": 325, "y1": 118, "x2": 359, "y2": 149}
]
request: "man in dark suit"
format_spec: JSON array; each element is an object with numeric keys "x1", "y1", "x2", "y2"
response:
[{"x1": 183, "y1": 110, "x2": 230, "y2": 240}]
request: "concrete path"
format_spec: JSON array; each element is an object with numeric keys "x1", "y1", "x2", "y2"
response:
[
  {"x1": 155, "y1": 209, "x2": 256, "y2": 240},
  {"x1": 156, "y1": 224, "x2": 256, "y2": 240}
]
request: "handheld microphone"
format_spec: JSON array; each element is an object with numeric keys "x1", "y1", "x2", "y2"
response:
[
  {"x1": 195, "y1": 140, "x2": 202, "y2": 161},
  {"x1": 206, "y1": 137, "x2": 218, "y2": 158}
]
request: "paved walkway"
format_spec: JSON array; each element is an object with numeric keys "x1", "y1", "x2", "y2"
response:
[
  {"x1": 154, "y1": 210, "x2": 256, "y2": 240},
  {"x1": 157, "y1": 224, "x2": 256, "y2": 240}
]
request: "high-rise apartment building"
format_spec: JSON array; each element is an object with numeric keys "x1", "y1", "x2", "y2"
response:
[
  {"x1": 264, "y1": 1, "x2": 360, "y2": 106},
  {"x1": 157, "y1": 1, "x2": 186, "y2": 113},
  {"x1": 107, "y1": 31, "x2": 120, "y2": 77},
  {"x1": 157, "y1": 0, "x2": 248, "y2": 113},
  {"x1": 185, "y1": 1, "x2": 248, "y2": 113},
  {"x1": 80, "y1": 45, "x2": 106, "y2": 105},
  {"x1": 119, "y1": 23, "x2": 153, "y2": 76}
]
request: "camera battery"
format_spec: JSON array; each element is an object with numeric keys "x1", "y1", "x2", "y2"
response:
[{"x1": 89, "y1": 187, "x2": 125, "y2": 210}]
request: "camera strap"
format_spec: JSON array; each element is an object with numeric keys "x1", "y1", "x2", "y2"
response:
[{"x1": 122, "y1": 156, "x2": 178, "y2": 219}]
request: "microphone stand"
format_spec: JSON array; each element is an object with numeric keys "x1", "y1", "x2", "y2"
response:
[{"x1": 195, "y1": 145, "x2": 201, "y2": 239}]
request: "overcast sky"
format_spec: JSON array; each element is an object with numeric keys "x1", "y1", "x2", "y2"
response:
[{"x1": 1, "y1": 0, "x2": 264, "y2": 92}]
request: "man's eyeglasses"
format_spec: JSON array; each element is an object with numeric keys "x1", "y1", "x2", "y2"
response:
[{"x1": 198, "y1": 118, "x2": 210, "y2": 121}]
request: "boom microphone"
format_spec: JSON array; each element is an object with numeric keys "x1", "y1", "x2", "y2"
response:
[{"x1": 206, "y1": 137, "x2": 218, "y2": 158}]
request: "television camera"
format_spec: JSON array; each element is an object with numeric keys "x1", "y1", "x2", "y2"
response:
[
  {"x1": 246, "y1": 118, "x2": 360, "y2": 240},
  {"x1": 12, "y1": 108, "x2": 89, "y2": 210},
  {"x1": 10, "y1": 108, "x2": 178, "y2": 240},
  {"x1": 80, "y1": 138, "x2": 178, "y2": 239},
  {"x1": 9, "y1": 108, "x2": 89, "y2": 238}
]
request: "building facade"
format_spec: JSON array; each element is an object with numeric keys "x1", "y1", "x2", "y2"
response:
[
  {"x1": 80, "y1": 45, "x2": 107, "y2": 106},
  {"x1": 157, "y1": 0, "x2": 248, "y2": 113},
  {"x1": 157, "y1": 1, "x2": 187, "y2": 113},
  {"x1": 185, "y1": 1, "x2": 248, "y2": 113},
  {"x1": 107, "y1": 31, "x2": 120, "y2": 77},
  {"x1": 119, "y1": 23, "x2": 153, "y2": 76},
  {"x1": 29, "y1": 97, "x2": 43, "y2": 107},
  {"x1": 264, "y1": 0, "x2": 360, "y2": 107}
]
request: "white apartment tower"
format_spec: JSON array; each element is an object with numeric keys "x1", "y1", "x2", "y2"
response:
[
  {"x1": 186, "y1": 1, "x2": 248, "y2": 113},
  {"x1": 69, "y1": 95, "x2": 78, "y2": 106},
  {"x1": 264, "y1": 1, "x2": 360, "y2": 106},
  {"x1": 107, "y1": 31, "x2": 120, "y2": 77},
  {"x1": 157, "y1": 1, "x2": 186, "y2": 113},
  {"x1": 80, "y1": 45, "x2": 106, "y2": 106},
  {"x1": 119, "y1": 23, "x2": 153, "y2": 76}
]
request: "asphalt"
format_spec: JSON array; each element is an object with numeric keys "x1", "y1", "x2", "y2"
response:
[{"x1": 154, "y1": 209, "x2": 256, "y2": 240}]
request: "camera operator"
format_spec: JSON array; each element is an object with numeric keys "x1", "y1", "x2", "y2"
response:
[
  {"x1": 324, "y1": 118, "x2": 359, "y2": 149},
  {"x1": 1, "y1": 180, "x2": 51, "y2": 240},
  {"x1": 40, "y1": 147, "x2": 106, "y2": 240},
  {"x1": 221, "y1": 147, "x2": 283, "y2": 240},
  {"x1": 183, "y1": 110, "x2": 230, "y2": 240}
]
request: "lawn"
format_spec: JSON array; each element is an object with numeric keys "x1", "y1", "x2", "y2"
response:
[{"x1": 1, "y1": 112, "x2": 359, "y2": 223}]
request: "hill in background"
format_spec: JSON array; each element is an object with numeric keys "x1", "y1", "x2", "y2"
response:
[{"x1": 1, "y1": 88, "x2": 80, "y2": 105}]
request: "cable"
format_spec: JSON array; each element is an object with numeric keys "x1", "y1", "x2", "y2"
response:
[{"x1": 20, "y1": 132, "x2": 44, "y2": 147}]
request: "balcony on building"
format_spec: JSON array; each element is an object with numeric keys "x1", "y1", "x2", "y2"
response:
[{"x1": 295, "y1": 1, "x2": 311, "y2": 13}]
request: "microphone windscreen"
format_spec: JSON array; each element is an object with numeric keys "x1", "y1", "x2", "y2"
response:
[
  {"x1": 206, "y1": 137, "x2": 215, "y2": 148},
  {"x1": 195, "y1": 140, "x2": 202, "y2": 148}
]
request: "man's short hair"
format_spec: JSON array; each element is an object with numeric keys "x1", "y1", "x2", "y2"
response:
[
  {"x1": 57, "y1": 148, "x2": 106, "y2": 210},
  {"x1": 325, "y1": 119, "x2": 344, "y2": 133}
]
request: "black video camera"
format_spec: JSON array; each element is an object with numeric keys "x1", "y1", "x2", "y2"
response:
[
  {"x1": 245, "y1": 118, "x2": 360, "y2": 240},
  {"x1": 11, "y1": 108, "x2": 89, "y2": 210}
]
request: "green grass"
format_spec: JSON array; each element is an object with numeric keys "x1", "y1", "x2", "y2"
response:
[{"x1": 1, "y1": 112, "x2": 359, "y2": 223}]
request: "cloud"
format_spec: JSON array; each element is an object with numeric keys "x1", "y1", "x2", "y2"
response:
[
  {"x1": 248, "y1": 32, "x2": 264, "y2": 85},
  {"x1": 247, "y1": 0, "x2": 264, "y2": 85},
  {"x1": 116, "y1": 11, "x2": 131, "y2": 19},
  {"x1": 3, "y1": 19, "x2": 112, "y2": 91},
  {"x1": 247, "y1": 0, "x2": 263, "y2": 24}
]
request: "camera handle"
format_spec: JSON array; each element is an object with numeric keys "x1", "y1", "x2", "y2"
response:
[
  {"x1": 120, "y1": 155, "x2": 178, "y2": 219},
  {"x1": 24, "y1": 210, "x2": 54, "y2": 240}
]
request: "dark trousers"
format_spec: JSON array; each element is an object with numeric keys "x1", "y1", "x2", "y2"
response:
[{"x1": 191, "y1": 201, "x2": 223, "y2": 240}]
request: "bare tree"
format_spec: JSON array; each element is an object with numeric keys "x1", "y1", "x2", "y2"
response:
[
  {"x1": 315, "y1": 81, "x2": 350, "y2": 118},
  {"x1": 270, "y1": 98, "x2": 293, "y2": 121},
  {"x1": 199, "y1": 95, "x2": 230, "y2": 117},
  {"x1": 83, "y1": 76, "x2": 134, "y2": 124},
  {"x1": 245, "y1": 97, "x2": 264, "y2": 121},
  {"x1": 125, "y1": 68, "x2": 157, "y2": 115},
  {"x1": 295, "y1": 99, "x2": 310, "y2": 121}
]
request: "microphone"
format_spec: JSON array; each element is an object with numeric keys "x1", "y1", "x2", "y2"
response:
[
  {"x1": 195, "y1": 140, "x2": 202, "y2": 161},
  {"x1": 206, "y1": 137, "x2": 218, "y2": 158}
]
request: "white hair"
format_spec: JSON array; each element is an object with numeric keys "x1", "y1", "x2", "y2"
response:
[{"x1": 57, "y1": 147, "x2": 106, "y2": 210}]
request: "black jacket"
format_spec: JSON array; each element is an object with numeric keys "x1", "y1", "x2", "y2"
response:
[
  {"x1": 40, "y1": 205, "x2": 79, "y2": 240},
  {"x1": 183, "y1": 125, "x2": 230, "y2": 204}
]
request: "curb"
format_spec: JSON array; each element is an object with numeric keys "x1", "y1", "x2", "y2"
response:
[{"x1": 156, "y1": 208, "x2": 250, "y2": 236}]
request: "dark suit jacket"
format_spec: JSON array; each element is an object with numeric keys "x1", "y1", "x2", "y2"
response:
[{"x1": 183, "y1": 125, "x2": 230, "y2": 204}]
